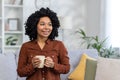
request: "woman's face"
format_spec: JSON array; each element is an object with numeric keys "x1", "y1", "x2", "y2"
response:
[{"x1": 37, "y1": 16, "x2": 53, "y2": 39}]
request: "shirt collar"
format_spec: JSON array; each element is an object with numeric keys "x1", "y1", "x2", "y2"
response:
[
  {"x1": 33, "y1": 39, "x2": 52, "y2": 44},
  {"x1": 45, "y1": 39, "x2": 52, "y2": 44}
]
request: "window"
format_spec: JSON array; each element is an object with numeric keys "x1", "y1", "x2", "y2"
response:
[{"x1": 105, "y1": 0, "x2": 120, "y2": 47}]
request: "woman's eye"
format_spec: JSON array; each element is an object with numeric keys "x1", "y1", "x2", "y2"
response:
[
  {"x1": 39, "y1": 22, "x2": 52, "y2": 26},
  {"x1": 49, "y1": 23, "x2": 52, "y2": 26},
  {"x1": 40, "y1": 23, "x2": 45, "y2": 26}
]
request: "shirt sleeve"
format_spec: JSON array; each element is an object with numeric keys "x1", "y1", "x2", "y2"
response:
[
  {"x1": 53, "y1": 41, "x2": 70, "y2": 74},
  {"x1": 17, "y1": 44, "x2": 35, "y2": 77}
]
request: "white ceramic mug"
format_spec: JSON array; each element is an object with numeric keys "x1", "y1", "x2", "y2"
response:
[{"x1": 35, "y1": 55, "x2": 45, "y2": 68}]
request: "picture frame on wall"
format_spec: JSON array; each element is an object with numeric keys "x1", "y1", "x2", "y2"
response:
[
  {"x1": 14, "y1": 0, "x2": 22, "y2": 5},
  {"x1": 9, "y1": 0, "x2": 22, "y2": 5},
  {"x1": 8, "y1": 18, "x2": 18, "y2": 31}
]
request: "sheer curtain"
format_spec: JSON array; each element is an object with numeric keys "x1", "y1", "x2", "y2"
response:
[{"x1": 105, "y1": 0, "x2": 120, "y2": 47}]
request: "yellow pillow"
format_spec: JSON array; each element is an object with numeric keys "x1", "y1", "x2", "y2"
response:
[{"x1": 68, "y1": 53, "x2": 95, "y2": 80}]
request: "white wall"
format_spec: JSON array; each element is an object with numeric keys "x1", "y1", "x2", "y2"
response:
[
  {"x1": 86, "y1": 0, "x2": 105, "y2": 40},
  {"x1": 86, "y1": 0, "x2": 101, "y2": 36}
]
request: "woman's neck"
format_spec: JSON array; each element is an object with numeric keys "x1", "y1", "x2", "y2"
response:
[
  {"x1": 37, "y1": 37, "x2": 48, "y2": 49},
  {"x1": 37, "y1": 36, "x2": 48, "y2": 43}
]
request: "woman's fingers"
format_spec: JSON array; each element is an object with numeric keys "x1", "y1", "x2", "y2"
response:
[
  {"x1": 32, "y1": 56, "x2": 54, "y2": 68},
  {"x1": 32, "y1": 57, "x2": 41, "y2": 68},
  {"x1": 44, "y1": 57, "x2": 54, "y2": 68}
]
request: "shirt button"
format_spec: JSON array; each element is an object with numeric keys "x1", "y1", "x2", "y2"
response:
[
  {"x1": 42, "y1": 70, "x2": 45, "y2": 73},
  {"x1": 43, "y1": 78, "x2": 45, "y2": 80}
]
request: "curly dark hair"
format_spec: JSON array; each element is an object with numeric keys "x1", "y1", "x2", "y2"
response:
[{"x1": 24, "y1": 7, "x2": 60, "y2": 40}]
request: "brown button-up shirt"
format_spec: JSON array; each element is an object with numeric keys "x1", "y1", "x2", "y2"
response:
[{"x1": 17, "y1": 39, "x2": 70, "y2": 80}]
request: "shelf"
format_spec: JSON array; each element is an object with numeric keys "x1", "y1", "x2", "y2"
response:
[
  {"x1": 0, "y1": 0, "x2": 23, "y2": 53},
  {"x1": 4, "y1": 45, "x2": 21, "y2": 48},
  {"x1": 5, "y1": 31, "x2": 23, "y2": 34},
  {"x1": 4, "y1": 4, "x2": 23, "y2": 8}
]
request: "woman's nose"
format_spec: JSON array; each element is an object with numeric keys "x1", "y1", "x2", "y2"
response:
[{"x1": 44, "y1": 24, "x2": 50, "y2": 28}]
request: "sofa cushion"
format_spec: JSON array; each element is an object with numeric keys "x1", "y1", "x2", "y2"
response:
[
  {"x1": 95, "y1": 57, "x2": 120, "y2": 80},
  {"x1": 68, "y1": 53, "x2": 96, "y2": 80},
  {"x1": 60, "y1": 49, "x2": 98, "y2": 80},
  {"x1": 84, "y1": 58, "x2": 97, "y2": 80},
  {"x1": 0, "y1": 53, "x2": 17, "y2": 80}
]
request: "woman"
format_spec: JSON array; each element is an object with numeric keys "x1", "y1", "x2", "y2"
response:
[{"x1": 17, "y1": 7, "x2": 70, "y2": 80}]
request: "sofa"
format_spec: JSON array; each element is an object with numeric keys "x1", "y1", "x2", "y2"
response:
[
  {"x1": 67, "y1": 50, "x2": 120, "y2": 80},
  {"x1": 0, "y1": 49, "x2": 98, "y2": 80}
]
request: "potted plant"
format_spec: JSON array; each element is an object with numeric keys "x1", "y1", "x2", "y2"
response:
[
  {"x1": 6, "y1": 36, "x2": 18, "y2": 45},
  {"x1": 76, "y1": 29, "x2": 115, "y2": 58}
]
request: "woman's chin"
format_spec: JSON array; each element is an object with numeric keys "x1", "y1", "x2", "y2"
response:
[{"x1": 41, "y1": 35, "x2": 50, "y2": 38}]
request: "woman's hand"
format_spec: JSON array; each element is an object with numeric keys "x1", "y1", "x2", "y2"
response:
[
  {"x1": 32, "y1": 57, "x2": 41, "y2": 68},
  {"x1": 44, "y1": 57, "x2": 54, "y2": 68}
]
